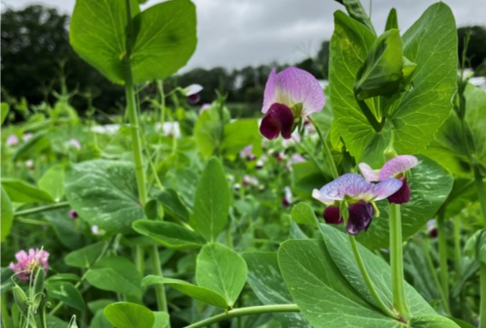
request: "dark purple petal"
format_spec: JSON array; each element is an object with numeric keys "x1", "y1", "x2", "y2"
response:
[
  {"x1": 429, "y1": 228, "x2": 438, "y2": 238},
  {"x1": 259, "y1": 103, "x2": 294, "y2": 140},
  {"x1": 68, "y1": 209, "x2": 79, "y2": 219},
  {"x1": 387, "y1": 178, "x2": 411, "y2": 204},
  {"x1": 346, "y1": 200, "x2": 374, "y2": 235},
  {"x1": 323, "y1": 206, "x2": 343, "y2": 224},
  {"x1": 188, "y1": 93, "x2": 201, "y2": 104},
  {"x1": 378, "y1": 155, "x2": 418, "y2": 180}
]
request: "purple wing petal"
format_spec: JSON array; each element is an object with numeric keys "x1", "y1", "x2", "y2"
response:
[
  {"x1": 358, "y1": 163, "x2": 380, "y2": 182},
  {"x1": 275, "y1": 67, "x2": 325, "y2": 116},
  {"x1": 371, "y1": 178, "x2": 403, "y2": 201},
  {"x1": 262, "y1": 68, "x2": 278, "y2": 114},
  {"x1": 378, "y1": 155, "x2": 419, "y2": 180},
  {"x1": 313, "y1": 173, "x2": 373, "y2": 204},
  {"x1": 259, "y1": 103, "x2": 294, "y2": 140}
]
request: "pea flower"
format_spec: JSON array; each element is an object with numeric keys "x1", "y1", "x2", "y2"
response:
[
  {"x1": 260, "y1": 67, "x2": 325, "y2": 140},
  {"x1": 282, "y1": 186, "x2": 292, "y2": 207},
  {"x1": 240, "y1": 145, "x2": 256, "y2": 161},
  {"x1": 25, "y1": 159, "x2": 35, "y2": 170},
  {"x1": 22, "y1": 133, "x2": 34, "y2": 142},
  {"x1": 358, "y1": 155, "x2": 418, "y2": 204},
  {"x1": 427, "y1": 219, "x2": 438, "y2": 238},
  {"x1": 312, "y1": 173, "x2": 402, "y2": 235},
  {"x1": 69, "y1": 209, "x2": 79, "y2": 220},
  {"x1": 69, "y1": 139, "x2": 81, "y2": 150},
  {"x1": 9, "y1": 248, "x2": 49, "y2": 281},
  {"x1": 6, "y1": 134, "x2": 19, "y2": 146},
  {"x1": 199, "y1": 103, "x2": 211, "y2": 114},
  {"x1": 182, "y1": 84, "x2": 203, "y2": 104}
]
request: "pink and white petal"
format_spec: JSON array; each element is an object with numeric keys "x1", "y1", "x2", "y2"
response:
[
  {"x1": 183, "y1": 84, "x2": 203, "y2": 96},
  {"x1": 275, "y1": 67, "x2": 325, "y2": 116},
  {"x1": 313, "y1": 173, "x2": 372, "y2": 204},
  {"x1": 371, "y1": 178, "x2": 403, "y2": 201},
  {"x1": 378, "y1": 155, "x2": 419, "y2": 180},
  {"x1": 358, "y1": 163, "x2": 380, "y2": 182},
  {"x1": 312, "y1": 188, "x2": 335, "y2": 204},
  {"x1": 262, "y1": 68, "x2": 278, "y2": 114}
]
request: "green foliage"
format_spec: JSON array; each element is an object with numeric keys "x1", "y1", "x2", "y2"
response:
[
  {"x1": 104, "y1": 302, "x2": 154, "y2": 328},
  {"x1": 45, "y1": 281, "x2": 85, "y2": 311},
  {"x1": 290, "y1": 203, "x2": 318, "y2": 227},
  {"x1": 38, "y1": 164, "x2": 65, "y2": 202},
  {"x1": 0, "y1": 187, "x2": 14, "y2": 242},
  {"x1": 65, "y1": 242, "x2": 105, "y2": 268},
  {"x1": 1, "y1": 178, "x2": 54, "y2": 203}
]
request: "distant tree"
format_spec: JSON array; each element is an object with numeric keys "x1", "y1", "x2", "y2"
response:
[
  {"x1": 458, "y1": 25, "x2": 486, "y2": 70},
  {"x1": 316, "y1": 40, "x2": 330, "y2": 79}
]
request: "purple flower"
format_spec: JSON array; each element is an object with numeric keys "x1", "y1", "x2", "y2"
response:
[
  {"x1": 69, "y1": 139, "x2": 81, "y2": 150},
  {"x1": 183, "y1": 84, "x2": 203, "y2": 104},
  {"x1": 260, "y1": 67, "x2": 325, "y2": 140},
  {"x1": 68, "y1": 209, "x2": 79, "y2": 220},
  {"x1": 359, "y1": 155, "x2": 419, "y2": 204},
  {"x1": 199, "y1": 103, "x2": 211, "y2": 114},
  {"x1": 242, "y1": 175, "x2": 259, "y2": 187},
  {"x1": 282, "y1": 186, "x2": 293, "y2": 207},
  {"x1": 240, "y1": 145, "x2": 256, "y2": 161},
  {"x1": 6, "y1": 134, "x2": 19, "y2": 146},
  {"x1": 9, "y1": 248, "x2": 49, "y2": 281},
  {"x1": 427, "y1": 219, "x2": 438, "y2": 238},
  {"x1": 313, "y1": 173, "x2": 402, "y2": 235}
]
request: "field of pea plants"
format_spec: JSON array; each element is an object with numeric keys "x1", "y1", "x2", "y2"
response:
[{"x1": 1, "y1": 0, "x2": 486, "y2": 327}]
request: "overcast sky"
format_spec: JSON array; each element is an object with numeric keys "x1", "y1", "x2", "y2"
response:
[{"x1": 2, "y1": 0, "x2": 485, "y2": 72}]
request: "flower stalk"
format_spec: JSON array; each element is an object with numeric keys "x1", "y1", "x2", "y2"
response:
[{"x1": 389, "y1": 203, "x2": 410, "y2": 320}]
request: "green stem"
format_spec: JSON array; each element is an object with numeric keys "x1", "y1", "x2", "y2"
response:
[
  {"x1": 423, "y1": 238, "x2": 451, "y2": 315},
  {"x1": 183, "y1": 304, "x2": 300, "y2": 328},
  {"x1": 453, "y1": 216, "x2": 462, "y2": 280},
  {"x1": 1, "y1": 294, "x2": 14, "y2": 328},
  {"x1": 437, "y1": 211, "x2": 449, "y2": 312},
  {"x1": 307, "y1": 116, "x2": 339, "y2": 179},
  {"x1": 473, "y1": 163, "x2": 486, "y2": 224},
  {"x1": 14, "y1": 202, "x2": 69, "y2": 217},
  {"x1": 389, "y1": 203, "x2": 410, "y2": 320},
  {"x1": 348, "y1": 235, "x2": 397, "y2": 319},
  {"x1": 355, "y1": 95, "x2": 383, "y2": 132},
  {"x1": 480, "y1": 263, "x2": 486, "y2": 328},
  {"x1": 123, "y1": 0, "x2": 168, "y2": 316}
]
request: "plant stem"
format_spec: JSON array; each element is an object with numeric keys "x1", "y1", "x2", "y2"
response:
[
  {"x1": 355, "y1": 95, "x2": 383, "y2": 132},
  {"x1": 123, "y1": 0, "x2": 168, "y2": 316},
  {"x1": 307, "y1": 116, "x2": 339, "y2": 179},
  {"x1": 423, "y1": 238, "x2": 451, "y2": 315},
  {"x1": 348, "y1": 235, "x2": 397, "y2": 319},
  {"x1": 437, "y1": 211, "x2": 449, "y2": 312},
  {"x1": 480, "y1": 263, "x2": 486, "y2": 328},
  {"x1": 14, "y1": 202, "x2": 69, "y2": 217},
  {"x1": 1, "y1": 294, "x2": 14, "y2": 328},
  {"x1": 183, "y1": 304, "x2": 300, "y2": 328},
  {"x1": 388, "y1": 203, "x2": 410, "y2": 320},
  {"x1": 453, "y1": 216, "x2": 462, "y2": 280},
  {"x1": 473, "y1": 163, "x2": 486, "y2": 224}
]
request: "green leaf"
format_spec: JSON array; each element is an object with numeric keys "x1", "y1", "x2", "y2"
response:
[
  {"x1": 130, "y1": 0, "x2": 197, "y2": 83},
  {"x1": 153, "y1": 312, "x2": 169, "y2": 328},
  {"x1": 2, "y1": 178, "x2": 54, "y2": 204},
  {"x1": 45, "y1": 281, "x2": 85, "y2": 311},
  {"x1": 132, "y1": 220, "x2": 206, "y2": 250},
  {"x1": 319, "y1": 224, "x2": 435, "y2": 316},
  {"x1": 221, "y1": 119, "x2": 262, "y2": 160},
  {"x1": 196, "y1": 243, "x2": 247, "y2": 307},
  {"x1": 155, "y1": 188, "x2": 191, "y2": 223},
  {"x1": 12, "y1": 131, "x2": 50, "y2": 162},
  {"x1": 65, "y1": 242, "x2": 105, "y2": 268},
  {"x1": 43, "y1": 209, "x2": 83, "y2": 250},
  {"x1": 243, "y1": 252, "x2": 311, "y2": 328},
  {"x1": 46, "y1": 273, "x2": 81, "y2": 284},
  {"x1": 142, "y1": 275, "x2": 228, "y2": 309},
  {"x1": 464, "y1": 84, "x2": 486, "y2": 167},
  {"x1": 194, "y1": 107, "x2": 222, "y2": 157},
  {"x1": 335, "y1": 0, "x2": 375, "y2": 34},
  {"x1": 1, "y1": 102, "x2": 9, "y2": 125},
  {"x1": 357, "y1": 155, "x2": 453, "y2": 249},
  {"x1": 85, "y1": 257, "x2": 142, "y2": 297},
  {"x1": 193, "y1": 157, "x2": 230, "y2": 241},
  {"x1": 70, "y1": 0, "x2": 140, "y2": 83},
  {"x1": 464, "y1": 229, "x2": 486, "y2": 264},
  {"x1": 1, "y1": 187, "x2": 14, "y2": 242},
  {"x1": 65, "y1": 160, "x2": 145, "y2": 234},
  {"x1": 409, "y1": 315, "x2": 460, "y2": 328},
  {"x1": 290, "y1": 203, "x2": 318, "y2": 227},
  {"x1": 104, "y1": 302, "x2": 154, "y2": 328},
  {"x1": 39, "y1": 164, "x2": 66, "y2": 202},
  {"x1": 90, "y1": 311, "x2": 113, "y2": 328},
  {"x1": 385, "y1": 8, "x2": 398, "y2": 31}
]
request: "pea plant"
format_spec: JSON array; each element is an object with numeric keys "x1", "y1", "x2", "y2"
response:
[{"x1": 1, "y1": 0, "x2": 485, "y2": 328}]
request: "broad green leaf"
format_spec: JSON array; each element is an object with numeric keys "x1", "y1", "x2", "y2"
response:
[
  {"x1": 464, "y1": 229, "x2": 486, "y2": 264},
  {"x1": 45, "y1": 281, "x2": 85, "y2": 311},
  {"x1": 12, "y1": 131, "x2": 50, "y2": 162},
  {"x1": 65, "y1": 242, "x2": 105, "y2": 268},
  {"x1": 464, "y1": 84, "x2": 486, "y2": 167},
  {"x1": 194, "y1": 107, "x2": 222, "y2": 157},
  {"x1": 43, "y1": 209, "x2": 83, "y2": 250},
  {"x1": 409, "y1": 315, "x2": 460, "y2": 328},
  {"x1": 1, "y1": 187, "x2": 14, "y2": 242},
  {"x1": 70, "y1": 0, "x2": 140, "y2": 83},
  {"x1": 278, "y1": 239, "x2": 400, "y2": 327},
  {"x1": 335, "y1": 0, "x2": 375, "y2": 34},
  {"x1": 90, "y1": 311, "x2": 113, "y2": 328},
  {"x1": 290, "y1": 203, "x2": 318, "y2": 227},
  {"x1": 155, "y1": 188, "x2": 191, "y2": 223},
  {"x1": 142, "y1": 275, "x2": 227, "y2": 309},
  {"x1": 153, "y1": 312, "x2": 169, "y2": 328},
  {"x1": 243, "y1": 252, "x2": 311, "y2": 328},
  {"x1": 319, "y1": 224, "x2": 435, "y2": 315},
  {"x1": 39, "y1": 164, "x2": 65, "y2": 202},
  {"x1": 88, "y1": 299, "x2": 114, "y2": 314},
  {"x1": 132, "y1": 220, "x2": 206, "y2": 250},
  {"x1": 85, "y1": 257, "x2": 142, "y2": 297},
  {"x1": 2, "y1": 178, "x2": 54, "y2": 204},
  {"x1": 104, "y1": 302, "x2": 154, "y2": 328},
  {"x1": 193, "y1": 158, "x2": 230, "y2": 241},
  {"x1": 221, "y1": 119, "x2": 262, "y2": 160},
  {"x1": 1, "y1": 102, "x2": 9, "y2": 125},
  {"x1": 65, "y1": 160, "x2": 145, "y2": 234},
  {"x1": 46, "y1": 274, "x2": 81, "y2": 284},
  {"x1": 131, "y1": 0, "x2": 197, "y2": 83},
  {"x1": 196, "y1": 243, "x2": 247, "y2": 307},
  {"x1": 357, "y1": 156, "x2": 453, "y2": 249}
]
